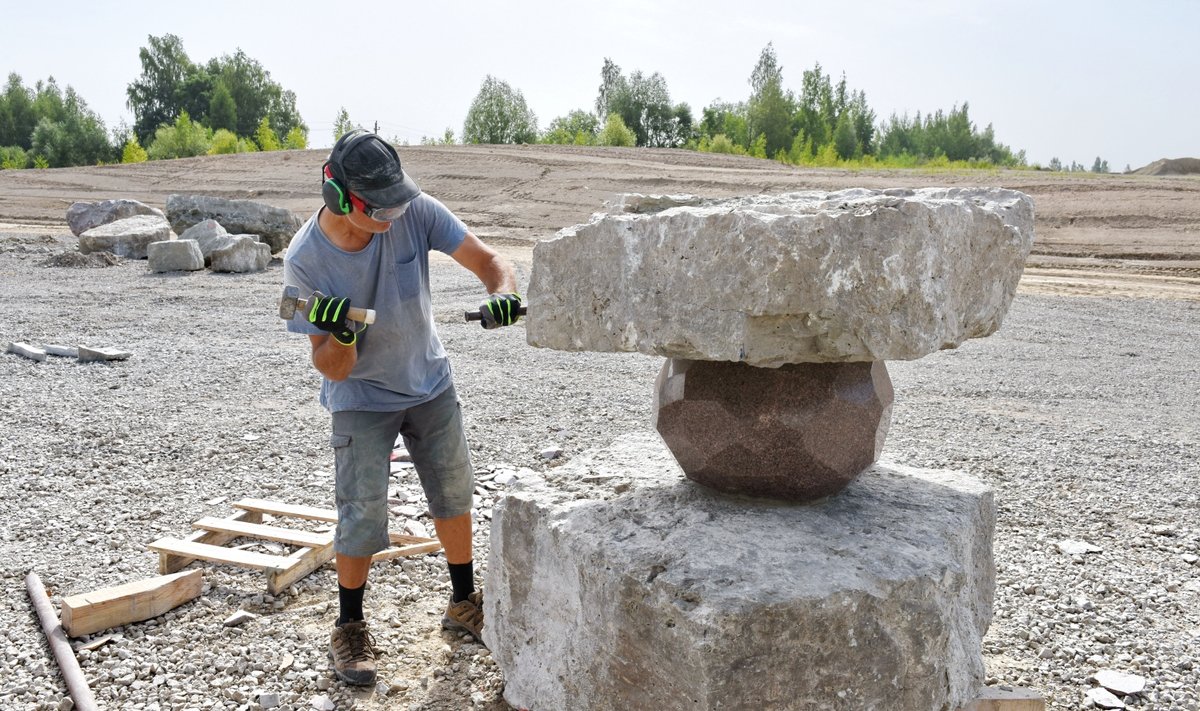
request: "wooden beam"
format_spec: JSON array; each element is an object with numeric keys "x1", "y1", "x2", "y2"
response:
[
  {"x1": 160, "y1": 508, "x2": 261, "y2": 573},
  {"x1": 59, "y1": 570, "x2": 203, "y2": 637},
  {"x1": 148, "y1": 538, "x2": 292, "y2": 571},
  {"x1": 373, "y1": 540, "x2": 443, "y2": 562},
  {"x1": 192, "y1": 517, "x2": 332, "y2": 548},
  {"x1": 266, "y1": 541, "x2": 336, "y2": 594},
  {"x1": 234, "y1": 498, "x2": 338, "y2": 522},
  {"x1": 960, "y1": 687, "x2": 1045, "y2": 711}
]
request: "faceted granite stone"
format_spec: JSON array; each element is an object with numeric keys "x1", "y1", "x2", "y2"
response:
[{"x1": 653, "y1": 359, "x2": 893, "y2": 501}]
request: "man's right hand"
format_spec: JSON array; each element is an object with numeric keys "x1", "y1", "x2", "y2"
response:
[{"x1": 307, "y1": 295, "x2": 359, "y2": 345}]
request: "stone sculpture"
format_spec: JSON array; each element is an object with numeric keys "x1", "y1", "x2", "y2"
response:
[{"x1": 527, "y1": 188, "x2": 1034, "y2": 500}]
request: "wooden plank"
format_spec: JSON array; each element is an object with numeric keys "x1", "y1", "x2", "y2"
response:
[
  {"x1": 959, "y1": 687, "x2": 1045, "y2": 711},
  {"x1": 372, "y1": 540, "x2": 443, "y2": 562},
  {"x1": 234, "y1": 498, "x2": 338, "y2": 522},
  {"x1": 389, "y1": 533, "x2": 436, "y2": 546},
  {"x1": 60, "y1": 570, "x2": 203, "y2": 637},
  {"x1": 266, "y1": 541, "x2": 336, "y2": 594},
  {"x1": 192, "y1": 517, "x2": 332, "y2": 548},
  {"x1": 161, "y1": 509, "x2": 261, "y2": 574},
  {"x1": 147, "y1": 538, "x2": 292, "y2": 571}
]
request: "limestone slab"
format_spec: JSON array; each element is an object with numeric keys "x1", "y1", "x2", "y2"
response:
[
  {"x1": 485, "y1": 433, "x2": 995, "y2": 711},
  {"x1": 67, "y1": 199, "x2": 164, "y2": 237},
  {"x1": 79, "y1": 215, "x2": 172, "y2": 259},
  {"x1": 653, "y1": 359, "x2": 893, "y2": 500},
  {"x1": 526, "y1": 188, "x2": 1034, "y2": 365},
  {"x1": 210, "y1": 236, "x2": 271, "y2": 273},
  {"x1": 147, "y1": 239, "x2": 204, "y2": 273},
  {"x1": 166, "y1": 194, "x2": 300, "y2": 253}
]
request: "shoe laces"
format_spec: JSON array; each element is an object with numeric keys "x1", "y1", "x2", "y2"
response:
[{"x1": 337, "y1": 623, "x2": 378, "y2": 662}]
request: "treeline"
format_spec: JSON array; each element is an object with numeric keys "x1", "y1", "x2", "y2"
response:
[
  {"x1": 458, "y1": 44, "x2": 1036, "y2": 170},
  {"x1": 0, "y1": 34, "x2": 308, "y2": 169}
]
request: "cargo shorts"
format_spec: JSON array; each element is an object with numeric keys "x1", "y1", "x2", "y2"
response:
[{"x1": 329, "y1": 384, "x2": 474, "y2": 557}]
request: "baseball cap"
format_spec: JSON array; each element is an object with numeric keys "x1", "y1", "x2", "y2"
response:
[{"x1": 338, "y1": 133, "x2": 421, "y2": 209}]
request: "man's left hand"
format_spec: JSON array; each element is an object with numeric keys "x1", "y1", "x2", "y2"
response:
[{"x1": 479, "y1": 293, "x2": 522, "y2": 329}]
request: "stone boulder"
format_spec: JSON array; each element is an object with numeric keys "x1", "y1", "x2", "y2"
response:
[
  {"x1": 526, "y1": 188, "x2": 1035, "y2": 366},
  {"x1": 66, "y1": 199, "x2": 165, "y2": 237},
  {"x1": 210, "y1": 236, "x2": 271, "y2": 273},
  {"x1": 147, "y1": 239, "x2": 204, "y2": 273},
  {"x1": 485, "y1": 433, "x2": 995, "y2": 711},
  {"x1": 79, "y1": 215, "x2": 173, "y2": 259},
  {"x1": 654, "y1": 359, "x2": 893, "y2": 500},
  {"x1": 166, "y1": 194, "x2": 301, "y2": 253},
  {"x1": 178, "y1": 219, "x2": 262, "y2": 266}
]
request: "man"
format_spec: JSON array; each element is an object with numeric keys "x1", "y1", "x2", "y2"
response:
[{"x1": 283, "y1": 129, "x2": 521, "y2": 686}]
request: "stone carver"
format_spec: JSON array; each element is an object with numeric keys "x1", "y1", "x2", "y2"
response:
[{"x1": 282, "y1": 130, "x2": 523, "y2": 686}]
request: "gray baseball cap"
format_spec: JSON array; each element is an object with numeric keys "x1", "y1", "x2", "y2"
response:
[{"x1": 335, "y1": 131, "x2": 421, "y2": 209}]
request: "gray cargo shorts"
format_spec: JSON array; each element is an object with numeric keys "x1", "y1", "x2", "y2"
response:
[{"x1": 329, "y1": 384, "x2": 474, "y2": 557}]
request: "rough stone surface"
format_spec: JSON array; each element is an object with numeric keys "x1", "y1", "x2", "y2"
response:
[
  {"x1": 147, "y1": 239, "x2": 204, "y2": 273},
  {"x1": 653, "y1": 359, "x2": 893, "y2": 500},
  {"x1": 485, "y1": 433, "x2": 995, "y2": 711},
  {"x1": 210, "y1": 236, "x2": 271, "y2": 273},
  {"x1": 526, "y1": 188, "x2": 1034, "y2": 365},
  {"x1": 79, "y1": 215, "x2": 173, "y2": 259},
  {"x1": 613, "y1": 193, "x2": 705, "y2": 214},
  {"x1": 1094, "y1": 670, "x2": 1146, "y2": 697},
  {"x1": 66, "y1": 199, "x2": 165, "y2": 237},
  {"x1": 166, "y1": 194, "x2": 301, "y2": 253}
]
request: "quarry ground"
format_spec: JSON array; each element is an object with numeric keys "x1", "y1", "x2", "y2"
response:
[{"x1": 0, "y1": 146, "x2": 1196, "y2": 710}]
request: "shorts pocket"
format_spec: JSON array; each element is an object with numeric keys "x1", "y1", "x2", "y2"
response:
[{"x1": 330, "y1": 433, "x2": 351, "y2": 448}]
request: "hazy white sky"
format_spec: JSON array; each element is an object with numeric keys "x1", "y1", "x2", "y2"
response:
[{"x1": 3, "y1": 0, "x2": 1195, "y2": 171}]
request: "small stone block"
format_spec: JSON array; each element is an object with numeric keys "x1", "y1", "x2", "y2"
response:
[
  {"x1": 77, "y1": 346, "x2": 132, "y2": 362},
  {"x1": 960, "y1": 686, "x2": 1045, "y2": 711},
  {"x1": 43, "y1": 344, "x2": 78, "y2": 358},
  {"x1": 7, "y1": 342, "x2": 47, "y2": 362},
  {"x1": 223, "y1": 609, "x2": 258, "y2": 627}
]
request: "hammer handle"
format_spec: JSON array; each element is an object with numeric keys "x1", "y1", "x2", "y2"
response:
[
  {"x1": 465, "y1": 306, "x2": 528, "y2": 321},
  {"x1": 303, "y1": 299, "x2": 376, "y2": 325}
]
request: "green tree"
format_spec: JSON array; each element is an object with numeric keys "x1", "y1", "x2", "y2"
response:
[
  {"x1": 122, "y1": 137, "x2": 148, "y2": 163},
  {"x1": 29, "y1": 86, "x2": 113, "y2": 167},
  {"x1": 0, "y1": 73, "x2": 37, "y2": 149},
  {"x1": 595, "y1": 58, "x2": 626, "y2": 121},
  {"x1": 0, "y1": 146, "x2": 29, "y2": 169},
  {"x1": 209, "y1": 128, "x2": 240, "y2": 154},
  {"x1": 747, "y1": 43, "x2": 794, "y2": 158},
  {"x1": 542, "y1": 110, "x2": 599, "y2": 144},
  {"x1": 462, "y1": 75, "x2": 538, "y2": 144},
  {"x1": 208, "y1": 81, "x2": 237, "y2": 133},
  {"x1": 254, "y1": 116, "x2": 281, "y2": 151},
  {"x1": 284, "y1": 126, "x2": 308, "y2": 150},
  {"x1": 832, "y1": 112, "x2": 858, "y2": 160},
  {"x1": 1091, "y1": 157, "x2": 1109, "y2": 173},
  {"x1": 597, "y1": 113, "x2": 636, "y2": 147},
  {"x1": 332, "y1": 107, "x2": 357, "y2": 141},
  {"x1": 126, "y1": 34, "x2": 198, "y2": 144},
  {"x1": 146, "y1": 111, "x2": 211, "y2": 159}
]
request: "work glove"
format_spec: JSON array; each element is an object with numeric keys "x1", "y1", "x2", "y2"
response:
[
  {"x1": 307, "y1": 294, "x2": 360, "y2": 346},
  {"x1": 478, "y1": 292, "x2": 522, "y2": 330}
]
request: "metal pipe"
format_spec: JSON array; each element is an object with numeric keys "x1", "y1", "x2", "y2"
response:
[{"x1": 25, "y1": 572, "x2": 99, "y2": 711}]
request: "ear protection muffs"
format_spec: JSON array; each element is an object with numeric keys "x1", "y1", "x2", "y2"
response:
[{"x1": 321, "y1": 129, "x2": 402, "y2": 215}]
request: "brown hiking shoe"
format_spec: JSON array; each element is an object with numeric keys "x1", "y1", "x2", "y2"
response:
[
  {"x1": 329, "y1": 620, "x2": 378, "y2": 686},
  {"x1": 442, "y1": 590, "x2": 485, "y2": 643}
]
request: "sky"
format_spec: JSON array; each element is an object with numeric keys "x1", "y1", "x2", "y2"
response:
[{"x1": 3, "y1": 0, "x2": 1196, "y2": 171}]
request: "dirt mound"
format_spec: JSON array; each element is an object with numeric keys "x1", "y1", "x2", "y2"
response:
[
  {"x1": 1132, "y1": 157, "x2": 1200, "y2": 176},
  {"x1": 40, "y1": 250, "x2": 121, "y2": 268}
]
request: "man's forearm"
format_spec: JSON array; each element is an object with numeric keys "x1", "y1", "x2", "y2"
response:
[{"x1": 312, "y1": 334, "x2": 357, "y2": 381}]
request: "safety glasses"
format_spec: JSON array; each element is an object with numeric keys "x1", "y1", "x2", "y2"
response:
[{"x1": 349, "y1": 193, "x2": 410, "y2": 222}]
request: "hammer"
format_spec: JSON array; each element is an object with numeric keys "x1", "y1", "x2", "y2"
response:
[{"x1": 279, "y1": 285, "x2": 377, "y2": 325}]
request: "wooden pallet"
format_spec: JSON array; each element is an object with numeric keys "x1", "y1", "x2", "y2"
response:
[{"x1": 147, "y1": 498, "x2": 442, "y2": 594}]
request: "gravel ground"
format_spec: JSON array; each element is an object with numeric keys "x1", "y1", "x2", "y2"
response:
[{"x1": 1, "y1": 227, "x2": 1197, "y2": 710}]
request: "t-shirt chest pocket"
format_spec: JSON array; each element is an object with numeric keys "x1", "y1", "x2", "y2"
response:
[{"x1": 392, "y1": 250, "x2": 422, "y2": 301}]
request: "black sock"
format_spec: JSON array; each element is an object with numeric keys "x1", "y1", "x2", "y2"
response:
[
  {"x1": 337, "y1": 583, "x2": 365, "y2": 626},
  {"x1": 448, "y1": 561, "x2": 475, "y2": 603}
]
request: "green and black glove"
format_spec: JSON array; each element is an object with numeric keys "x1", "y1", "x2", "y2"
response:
[
  {"x1": 478, "y1": 292, "x2": 523, "y2": 330},
  {"x1": 307, "y1": 294, "x2": 361, "y2": 345}
]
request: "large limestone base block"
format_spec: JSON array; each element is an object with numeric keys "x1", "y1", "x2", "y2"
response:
[
  {"x1": 79, "y1": 215, "x2": 172, "y2": 259},
  {"x1": 654, "y1": 359, "x2": 893, "y2": 501},
  {"x1": 485, "y1": 433, "x2": 995, "y2": 711}
]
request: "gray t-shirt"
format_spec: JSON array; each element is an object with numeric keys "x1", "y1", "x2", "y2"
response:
[{"x1": 283, "y1": 194, "x2": 468, "y2": 412}]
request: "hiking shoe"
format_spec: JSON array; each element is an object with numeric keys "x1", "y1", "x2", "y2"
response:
[
  {"x1": 442, "y1": 590, "x2": 485, "y2": 643},
  {"x1": 329, "y1": 620, "x2": 378, "y2": 686}
]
